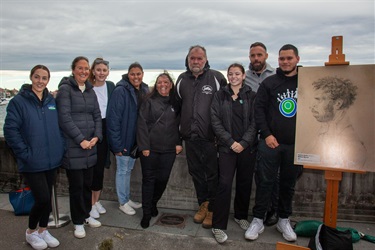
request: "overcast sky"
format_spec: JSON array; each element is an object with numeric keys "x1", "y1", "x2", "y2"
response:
[{"x1": 0, "y1": 0, "x2": 374, "y2": 72}]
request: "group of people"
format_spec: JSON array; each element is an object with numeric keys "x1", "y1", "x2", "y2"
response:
[{"x1": 4, "y1": 42, "x2": 304, "y2": 249}]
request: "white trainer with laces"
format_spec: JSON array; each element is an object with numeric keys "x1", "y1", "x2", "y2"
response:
[
  {"x1": 119, "y1": 203, "x2": 136, "y2": 215},
  {"x1": 276, "y1": 218, "x2": 297, "y2": 241},
  {"x1": 127, "y1": 200, "x2": 142, "y2": 209},
  {"x1": 212, "y1": 228, "x2": 228, "y2": 243},
  {"x1": 25, "y1": 230, "x2": 48, "y2": 250},
  {"x1": 89, "y1": 205, "x2": 100, "y2": 219},
  {"x1": 245, "y1": 218, "x2": 264, "y2": 240},
  {"x1": 39, "y1": 230, "x2": 60, "y2": 247},
  {"x1": 95, "y1": 201, "x2": 106, "y2": 214},
  {"x1": 85, "y1": 217, "x2": 102, "y2": 228},
  {"x1": 73, "y1": 225, "x2": 86, "y2": 239}
]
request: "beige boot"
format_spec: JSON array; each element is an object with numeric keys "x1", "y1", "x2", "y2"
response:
[
  {"x1": 193, "y1": 201, "x2": 209, "y2": 223},
  {"x1": 202, "y1": 211, "x2": 213, "y2": 229}
]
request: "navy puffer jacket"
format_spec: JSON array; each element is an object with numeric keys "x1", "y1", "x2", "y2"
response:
[
  {"x1": 106, "y1": 74, "x2": 149, "y2": 155},
  {"x1": 56, "y1": 76, "x2": 102, "y2": 169},
  {"x1": 4, "y1": 84, "x2": 64, "y2": 173}
]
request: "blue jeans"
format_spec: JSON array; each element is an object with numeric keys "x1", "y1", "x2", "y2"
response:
[
  {"x1": 253, "y1": 139, "x2": 302, "y2": 219},
  {"x1": 115, "y1": 155, "x2": 136, "y2": 205}
]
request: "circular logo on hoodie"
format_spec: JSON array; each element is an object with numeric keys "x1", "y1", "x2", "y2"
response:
[{"x1": 279, "y1": 98, "x2": 296, "y2": 117}]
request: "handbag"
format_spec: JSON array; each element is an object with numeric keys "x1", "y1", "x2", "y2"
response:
[
  {"x1": 129, "y1": 144, "x2": 140, "y2": 159},
  {"x1": 8, "y1": 186, "x2": 35, "y2": 216},
  {"x1": 308, "y1": 224, "x2": 353, "y2": 250}
]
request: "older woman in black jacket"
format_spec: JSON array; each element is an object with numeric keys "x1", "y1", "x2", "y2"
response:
[
  {"x1": 136, "y1": 72, "x2": 183, "y2": 228},
  {"x1": 56, "y1": 56, "x2": 102, "y2": 239},
  {"x1": 210, "y1": 63, "x2": 257, "y2": 243}
]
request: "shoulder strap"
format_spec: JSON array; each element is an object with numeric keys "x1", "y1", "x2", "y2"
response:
[{"x1": 149, "y1": 108, "x2": 167, "y2": 131}]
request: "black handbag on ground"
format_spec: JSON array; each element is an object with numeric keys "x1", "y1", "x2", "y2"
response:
[{"x1": 308, "y1": 224, "x2": 353, "y2": 250}]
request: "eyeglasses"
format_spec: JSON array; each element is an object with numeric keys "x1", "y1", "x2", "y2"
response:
[{"x1": 94, "y1": 59, "x2": 109, "y2": 65}]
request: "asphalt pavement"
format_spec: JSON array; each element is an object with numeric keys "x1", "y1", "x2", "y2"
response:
[{"x1": 0, "y1": 193, "x2": 374, "y2": 250}]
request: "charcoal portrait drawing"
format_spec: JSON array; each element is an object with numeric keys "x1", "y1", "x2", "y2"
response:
[{"x1": 295, "y1": 65, "x2": 374, "y2": 172}]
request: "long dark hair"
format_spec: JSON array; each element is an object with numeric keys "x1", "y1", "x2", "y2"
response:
[{"x1": 146, "y1": 71, "x2": 175, "y2": 104}]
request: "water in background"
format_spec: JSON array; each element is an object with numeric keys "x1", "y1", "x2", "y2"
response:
[{"x1": 0, "y1": 69, "x2": 228, "y2": 137}]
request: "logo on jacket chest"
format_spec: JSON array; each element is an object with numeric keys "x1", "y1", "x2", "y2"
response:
[
  {"x1": 202, "y1": 85, "x2": 213, "y2": 95},
  {"x1": 277, "y1": 88, "x2": 297, "y2": 118}
]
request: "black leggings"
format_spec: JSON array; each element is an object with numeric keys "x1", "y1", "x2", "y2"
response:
[
  {"x1": 23, "y1": 169, "x2": 57, "y2": 229},
  {"x1": 92, "y1": 118, "x2": 108, "y2": 191}
]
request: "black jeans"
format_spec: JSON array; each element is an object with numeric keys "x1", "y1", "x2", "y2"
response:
[
  {"x1": 23, "y1": 169, "x2": 57, "y2": 229},
  {"x1": 185, "y1": 138, "x2": 218, "y2": 211},
  {"x1": 253, "y1": 140, "x2": 302, "y2": 219},
  {"x1": 140, "y1": 151, "x2": 176, "y2": 216},
  {"x1": 66, "y1": 168, "x2": 93, "y2": 225},
  {"x1": 212, "y1": 147, "x2": 256, "y2": 229}
]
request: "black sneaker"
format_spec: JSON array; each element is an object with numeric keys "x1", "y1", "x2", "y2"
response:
[
  {"x1": 151, "y1": 206, "x2": 159, "y2": 217},
  {"x1": 264, "y1": 211, "x2": 278, "y2": 226},
  {"x1": 141, "y1": 215, "x2": 151, "y2": 229}
]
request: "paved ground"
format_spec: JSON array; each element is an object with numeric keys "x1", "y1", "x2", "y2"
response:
[{"x1": 0, "y1": 193, "x2": 374, "y2": 250}]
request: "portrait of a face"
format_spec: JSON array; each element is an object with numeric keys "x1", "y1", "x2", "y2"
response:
[{"x1": 295, "y1": 65, "x2": 374, "y2": 172}]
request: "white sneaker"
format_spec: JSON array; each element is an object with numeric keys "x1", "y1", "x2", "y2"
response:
[
  {"x1": 26, "y1": 230, "x2": 48, "y2": 250},
  {"x1": 89, "y1": 205, "x2": 100, "y2": 219},
  {"x1": 73, "y1": 225, "x2": 86, "y2": 239},
  {"x1": 119, "y1": 203, "x2": 136, "y2": 215},
  {"x1": 128, "y1": 200, "x2": 142, "y2": 209},
  {"x1": 85, "y1": 217, "x2": 102, "y2": 228},
  {"x1": 39, "y1": 230, "x2": 60, "y2": 248},
  {"x1": 276, "y1": 218, "x2": 297, "y2": 241},
  {"x1": 234, "y1": 218, "x2": 250, "y2": 230},
  {"x1": 245, "y1": 218, "x2": 264, "y2": 240},
  {"x1": 95, "y1": 201, "x2": 106, "y2": 214},
  {"x1": 212, "y1": 228, "x2": 228, "y2": 244}
]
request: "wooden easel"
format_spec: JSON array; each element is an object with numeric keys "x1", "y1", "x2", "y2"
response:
[
  {"x1": 310, "y1": 36, "x2": 365, "y2": 228},
  {"x1": 276, "y1": 36, "x2": 366, "y2": 249}
]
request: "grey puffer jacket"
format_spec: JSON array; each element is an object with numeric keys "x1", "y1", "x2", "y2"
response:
[{"x1": 56, "y1": 76, "x2": 102, "y2": 169}]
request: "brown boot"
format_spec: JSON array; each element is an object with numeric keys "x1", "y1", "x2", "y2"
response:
[
  {"x1": 202, "y1": 211, "x2": 213, "y2": 229},
  {"x1": 193, "y1": 201, "x2": 208, "y2": 223}
]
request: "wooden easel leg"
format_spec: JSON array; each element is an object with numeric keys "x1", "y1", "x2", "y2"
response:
[{"x1": 323, "y1": 170, "x2": 342, "y2": 228}]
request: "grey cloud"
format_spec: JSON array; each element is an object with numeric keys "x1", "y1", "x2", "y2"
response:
[{"x1": 0, "y1": 0, "x2": 373, "y2": 71}]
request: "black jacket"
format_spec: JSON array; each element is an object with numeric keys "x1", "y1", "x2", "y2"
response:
[
  {"x1": 56, "y1": 76, "x2": 102, "y2": 169},
  {"x1": 211, "y1": 84, "x2": 257, "y2": 153},
  {"x1": 137, "y1": 93, "x2": 181, "y2": 153},
  {"x1": 175, "y1": 62, "x2": 227, "y2": 141},
  {"x1": 254, "y1": 68, "x2": 298, "y2": 145}
]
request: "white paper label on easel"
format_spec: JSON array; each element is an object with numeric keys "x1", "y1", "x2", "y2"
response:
[{"x1": 297, "y1": 153, "x2": 321, "y2": 164}]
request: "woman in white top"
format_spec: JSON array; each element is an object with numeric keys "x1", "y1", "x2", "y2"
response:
[{"x1": 88, "y1": 58, "x2": 115, "y2": 219}]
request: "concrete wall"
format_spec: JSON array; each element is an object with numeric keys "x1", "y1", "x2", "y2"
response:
[{"x1": 1, "y1": 138, "x2": 374, "y2": 221}]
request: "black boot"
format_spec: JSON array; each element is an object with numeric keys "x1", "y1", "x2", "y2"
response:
[
  {"x1": 151, "y1": 206, "x2": 159, "y2": 217},
  {"x1": 141, "y1": 215, "x2": 151, "y2": 229}
]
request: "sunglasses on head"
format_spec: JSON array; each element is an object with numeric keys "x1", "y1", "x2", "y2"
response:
[{"x1": 94, "y1": 59, "x2": 109, "y2": 65}]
